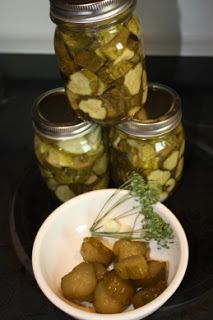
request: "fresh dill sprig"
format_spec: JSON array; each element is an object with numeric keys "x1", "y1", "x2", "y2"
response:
[{"x1": 90, "y1": 172, "x2": 174, "y2": 249}]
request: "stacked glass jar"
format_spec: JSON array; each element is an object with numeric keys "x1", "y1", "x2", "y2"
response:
[
  {"x1": 32, "y1": 88, "x2": 109, "y2": 203},
  {"x1": 108, "y1": 83, "x2": 185, "y2": 201},
  {"x1": 50, "y1": 0, "x2": 148, "y2": 124},
  {"x1": 32, "y1": 0, "x2": 185, "y2": 202}
]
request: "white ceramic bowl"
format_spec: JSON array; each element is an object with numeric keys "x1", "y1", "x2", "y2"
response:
[{"x1": 32, "y1": 189, "x2": 189, "y2": 320}]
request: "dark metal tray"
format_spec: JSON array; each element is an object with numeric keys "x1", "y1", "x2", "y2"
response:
[{"x1": 10, "y1": 139, "x2": 213, "y2": 316}]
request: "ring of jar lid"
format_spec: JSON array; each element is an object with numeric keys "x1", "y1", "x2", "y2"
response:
[
  {"x1": 32, "y1": 87, "x2": 97, "y2": 141},
  {"x1": 117, "y1": 83, "x2": 182, "y2": 138},
  {"x1": 50, "y1": 0, "x2": 137, "y2": 24}
]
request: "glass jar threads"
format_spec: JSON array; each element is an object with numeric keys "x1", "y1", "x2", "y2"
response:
[
  {"x1": 32, "y1": 88, "x2": 109, "y2": 203},
  {"x1": 109, "y1": 83, "x2": 185, "y2": 201},
  {"x1": 50, "y1": 0, "x2": 148, "y2": 125}
]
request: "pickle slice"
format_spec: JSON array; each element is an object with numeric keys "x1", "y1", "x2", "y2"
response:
[
  {"x1": 55, "y1": 185, "x2": 75, "y2": 202},
  {"x1": 79, "y1": 98, "x2": 106, "y2": 120},
  {"x1": 159, "y1": 192, "x2": 168, "y2": 202},
  {"x1": 163, "y1": 150, "x2": 179, "y2": 171},
  {"x1": 115, "y1": 255, "x2": 148, "y2": 280},
  {"x1": 61, "y1": 31, "x2": 91, "y2": 54},
  {"x1": 57, "y1": 137, "x2": 92, "y2": 155},
  {"x1": 61, "y1": 262, "x2": 97, "y2": 302},
  {"x1": 132, "y1": 280, "x2": 167, "y2": 308},
  {"x1": 81, "y1": 237, "x2": 113, "y2": 267},
  {"x1": 134, "y1": 260, "x2": 167, "y2": 288},
  {"x1": 126, "y1": 16, "x2": 142, "y2": 39},
  {"x1": 103, "y1": 270, "x2": 135, "y2": 305},
  {"x1": 68, "y1": 69, "x2": 100, "y2": 96},
  {"x1": 165, "y1": 178, "x2": 176, "y2": 193},
  {"x1": 109, "y1": 61, "x2": 133, "y2": 80},
  {"x1": 175, "y1": 157, "x2": 184, "y2": 180},
  {"x1": 147, "y1": 170, "x2": 171, "y2": 186},
  {"x1": 100, "y1": 27, "x2": 130, "y2": 61},
  {"x1": 87, "y1": 126, "x2": 102, "y2": 150},
  {"x1": 127, "y1": 106, "x2": 141, "y2": 117},
  {"x1": 124, "y1": 63, "x2": 143, "y2": 95},
  {"x1": 92, "y1": 153, "x2": 108, "y2": 175},
  {"x1": 94, "y1": 280, "x2": 125, "y2": 314},
  {"x1": 179, "y1": 140, "x2": 185, "y2": 158},
  {"x1": 75, "y1": 50, "x2": 105, "y2": 72},
  {"x1": 97, "y1": 26, "x2": 122, "y2": 45},
  {"x1": 92, "y1": 174, "x2": 109, "y2": 190},
  {"x1": 113, "y1": 48, "x2": 135, "y2": 65},
  {"x1": 46, "y1": 178, "x2": 58, "y2": 191},
  {"x1": 66, "y1": 90, "x2": 80, "y2": 110},
  {"x1": 142, "y1": 70, "x2": 148, "y2": 105},
  {"x1": 139, "y1": 143, "x2": 156, "y2": 161},
  {"x1": 54, "y1": 29, "x2": 77, "y2": 77},
  {"x1": 113, "y1": 239, "x2": 149, "y2": 262},
  {"x1": 85, "y1": 174, "x2": 98, "y2": 185}
]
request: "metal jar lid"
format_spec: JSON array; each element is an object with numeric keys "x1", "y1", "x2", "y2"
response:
[
  {"x1": 32, "y1": 87, "x2": 97, "y2": 140},
  {"x1": 117, "y1": 83, "x2": 182, "y2": 138},
  {"x1": 50, "y1": 0, "x2": 136, "y2": 24}
]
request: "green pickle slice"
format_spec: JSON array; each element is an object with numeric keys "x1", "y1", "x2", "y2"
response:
[
  {"x1": 55, "y1": 185, "x2": 75, "y2": 202},
  {"x1": 68, "y1": 69, "x2": 100, "y2": 96},
  {"x1": 100, "y1": 26, "x2": 130, "y2": 61},
  {"x1": 54, "y1": 29, "x2": 78, "y2": 78},
  {"x1": 126, "y1": 16, "x2": 142, "y2": 39},
  {"x1": 75, "y1": 50, "x2": 105, "y2": 72}
]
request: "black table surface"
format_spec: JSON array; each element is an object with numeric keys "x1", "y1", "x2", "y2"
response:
[{"x1": 0, "y1": 55, "x2": 213, "y2": 320}]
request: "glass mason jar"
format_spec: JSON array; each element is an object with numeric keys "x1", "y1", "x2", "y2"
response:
[
  {"x1": 109, "y1": 83, "x2": 185, "y2": 202},
  {"x1": 32, "y1": 88, "x2": 109, "y2": 203},
  {"x1": 50, "y1": 0, "x2": 148, "y2": 125}
]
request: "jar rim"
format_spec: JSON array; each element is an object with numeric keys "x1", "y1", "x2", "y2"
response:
[
  {"x1": 32, "y1": 87, "x2": 97, "y2": 141},
  {"x1": 117, "y1": 83, "x2": 182, "y2": 138},
  {"x1": 50, "y1": 0, "x2": 136, "y2": 24}
]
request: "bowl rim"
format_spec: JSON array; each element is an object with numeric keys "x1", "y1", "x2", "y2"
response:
[{"x1": 32, "y1": 189, "x2": 189, "y2": 320}]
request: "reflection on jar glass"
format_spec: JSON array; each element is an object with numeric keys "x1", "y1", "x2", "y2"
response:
[
  {"x1": 109, "y1": 83, "x2": 185, "y2": 202},
  {"x1": 50, "y1": 0, "x2": 148, "y2": 125},
  {"x1": 32, "y1": 88, "x2": 109, "y2": 203}
]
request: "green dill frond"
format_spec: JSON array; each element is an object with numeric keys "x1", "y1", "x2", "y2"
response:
[{"x1": 90, "y1": 172, "x2": 174, "y2": 249}]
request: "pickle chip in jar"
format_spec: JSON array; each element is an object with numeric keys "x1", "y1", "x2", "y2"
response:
[
  {"x1": 124, "y1": 62, "x2": 143, "y2": 95},
  {"x1": 147, "y1": 170, "x2": 171, "y2": 187},
  {"x1": 163, "y1": 150, "x2": 179, "y2": 171},
  {"x1": 55, "y1": 185, "x2": 75, "y2": 202},
  {"x1": 165, "y1": 178, "x2": 176, "y2": 193},
  {"x1": 113, "y1": 48, "x2": 135, "y2": 65},
  {"x1": 175, "y1": 157, "x2": 184, "y2": 181},
  {"x1": 79, "y1": 99, "x2": 107, "y2": 120},
  {"x1": 126, "y1": 16, "x2": 142, "y2": 39},
  {"x1": 75, "y1": 50, "x2": 105, "y2": 72},
  {"x1": 68, "y1": 69, "x2": 100, "y2": 96},
  {"x1": 100, "y1": 26, "x2": 130, "y2": 61}
]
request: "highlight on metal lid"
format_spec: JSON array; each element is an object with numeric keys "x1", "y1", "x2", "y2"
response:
[
  {"x1": 32, "y1": 87, "x2": 96, "y2": 140},
  {"x1": 50, "y1": 0, "x2": 136, "y2": 23},
  {"x1": 117, "y1": 83, "x2": 182, "y2": 138}
]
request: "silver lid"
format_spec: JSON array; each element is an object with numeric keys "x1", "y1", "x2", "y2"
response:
[
  {"x1": 117, "y1": 83, "x2": 182, "y2": 138},
  {"x1": 32, "y1": 87, "x2": 96, "y2": 140},
  {"x1": 50, "y1": 0, "x2": 136, "y2": 24}
]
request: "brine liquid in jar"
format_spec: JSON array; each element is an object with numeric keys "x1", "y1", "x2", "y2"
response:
[
  {"x1": 109, "y1": 83, "x2": 185, "y2": 202},
  {"x1": 32, "y1": 88, "x2": 109, "y2": 203},
  {"x1": 50, "y1": 0, "x2": 148, "y2": 125}
]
